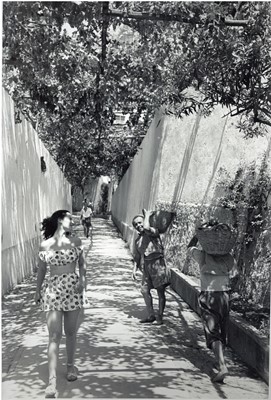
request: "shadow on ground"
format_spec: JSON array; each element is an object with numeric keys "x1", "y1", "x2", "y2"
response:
[{"x1": 2, "y1": 218, "x2": 269, "y2": 399}]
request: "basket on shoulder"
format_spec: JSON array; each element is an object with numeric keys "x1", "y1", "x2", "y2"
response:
[
  {"x1": 149, "y1": 210, "x2": 176, "y2": 233},
  {"x1": 196, "y1": 218, "x2": 236, "y2": 255}
]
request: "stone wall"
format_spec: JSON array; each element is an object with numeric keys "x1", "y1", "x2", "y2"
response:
[
  {"x1": 2, "y1": 89, "x2": 72, "y2": 294},
  {"x1": 111, "y1": 106, "x2": 271, "y2": 306},
  {"x1": 112, "y1": 106, "x2": 269, "y2": 243}
]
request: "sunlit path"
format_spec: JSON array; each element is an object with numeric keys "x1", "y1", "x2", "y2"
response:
[{"x1": 2, "y1": 218, "x2": 269, "y2": 399}]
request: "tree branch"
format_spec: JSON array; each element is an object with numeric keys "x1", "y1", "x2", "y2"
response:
[
  {"x1": 261, "y1": 107, "x2": 271, "y2": 118},
  {"x1": 222, "y1": 105, "x2": 252, "y2": 118},
  {"x1": 17, "y1": 20, "x2": 35, "y2": 38},
  {"x1": 254, "y1": 117, "x2": 271, "y2": 127},
  {"x1": 105, "y1": 4, "x2": 248, "y2": 27}
]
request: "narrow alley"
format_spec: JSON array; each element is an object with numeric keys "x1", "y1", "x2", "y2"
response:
[{"x1": 2, "y1": 217, "x2": 269, "y2": 399}]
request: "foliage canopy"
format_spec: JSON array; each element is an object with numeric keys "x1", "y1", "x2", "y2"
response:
[{"x1": 3, "y1": 1, "x2": 271, "y2": 185}]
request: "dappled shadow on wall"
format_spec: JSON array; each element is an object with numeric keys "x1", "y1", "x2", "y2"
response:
[{"x1": 2, "y1": 91, "x2": 71, "y2": 292}]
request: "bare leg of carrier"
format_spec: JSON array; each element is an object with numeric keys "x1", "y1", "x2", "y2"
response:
[
  {"x1": 156, "y1": 285, "x2": 167, "y2": 324},
  {"x1": 211, "y1": 340, "x2": 228, "y2": 382},
  {"x1": 140, "y1": 285, "x2": 155, "y2": 323}
]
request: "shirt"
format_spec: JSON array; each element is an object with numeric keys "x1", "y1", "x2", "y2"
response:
[
  {"x1": 81, "y1": 207, "x2": 93, "y2": 219},
  {"x1": 188, "y1": 247, "x2": 235, "y2": 291},
  {"x1": 135, "y1": 229, "x2": 164, "y2": 267}
]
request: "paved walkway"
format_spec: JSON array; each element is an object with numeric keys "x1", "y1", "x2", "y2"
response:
[{"x1": 2, "y1": 218, "x2": 269, "y2": 399}]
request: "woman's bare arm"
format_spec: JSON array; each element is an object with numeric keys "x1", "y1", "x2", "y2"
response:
[
  {"x1": 36, "y1": 259, "x2": 47, "y2": 291},
  {"x1": 78, "y1": 245, "x2": 87, "y2": 289}
]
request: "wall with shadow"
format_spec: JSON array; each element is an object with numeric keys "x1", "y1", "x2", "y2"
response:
[
  {"x1": 111, "y1": 103, "x2": 270, "y2": 263},
  {"x1": 2, "y1": 89, "x2": 72, "y2": 294}
]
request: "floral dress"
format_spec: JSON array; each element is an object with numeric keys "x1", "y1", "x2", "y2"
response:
[{"x1": 38, "y1": 247, "x2": 89, "y2": 312}]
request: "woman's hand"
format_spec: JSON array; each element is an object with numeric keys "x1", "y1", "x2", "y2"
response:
[
  {"x1": 132, "y1": 266, "x2": 139, "y2": 281},
  {"x1": 75, "y1": 278, "x2": 86, "y2": 293},
  {"x1": 35, "y1": 290, "x2": 41, "y2": 305},
  {"x1": 74, "y1": 282, "x2": 84, "y2": 293}
]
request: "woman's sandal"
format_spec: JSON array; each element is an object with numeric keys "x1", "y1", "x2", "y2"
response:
[
  {"x1": 66, "y1": 364, "x2": 78, "y2": 382},
  {"x1": 45, "y1": 377, "x2": 57, "y2": 398}
]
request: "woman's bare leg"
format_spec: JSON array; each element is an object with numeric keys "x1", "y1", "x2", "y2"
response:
[
  {"x1": 46, "y1": 311, "x2": 63, "y2": 381},
  {"x1": 64, "y1": 309, "x2": 81, "y2": 370}
]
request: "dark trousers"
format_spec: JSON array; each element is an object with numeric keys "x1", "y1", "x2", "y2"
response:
[{"x1": 198, "y1": 291, "x2": 230, "y2": 349}]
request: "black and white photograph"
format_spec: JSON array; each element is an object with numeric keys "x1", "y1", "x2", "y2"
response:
[{"x1": 1, "y1": 1, "x2": 270, "y2": 399}]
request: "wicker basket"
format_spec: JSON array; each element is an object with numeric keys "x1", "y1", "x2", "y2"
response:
[
  {"x1": 196, "y1": 223, "x2": 236, "y2": 255},
  {"x1": 149, "y1": 210, "x2": 176, "y2": 234}
]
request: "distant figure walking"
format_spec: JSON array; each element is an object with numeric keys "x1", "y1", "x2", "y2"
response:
[
  {"x1": 132, "y1": 209, "x2": 171, "y2": 325},
  {"x1": 187, "y1": 223, "x2": 238, "y2": 383},
  {"x1": 80, "y1": 202, "x2": 93, "y2": 239},
  {"x1": 35, "y1": 210, "x2": 88, "y2": 398}
]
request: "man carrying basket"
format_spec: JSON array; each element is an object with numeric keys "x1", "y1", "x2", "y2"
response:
[
  {"x1": 187, "y1": 220, "x2": 238, "y2": 383},
  {"x1": 132, "y1": 209, "x2": 171, "y2": 325}
]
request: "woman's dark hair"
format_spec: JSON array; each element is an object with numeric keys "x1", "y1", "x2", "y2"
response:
[{"x1": 41, "y1": 210, "x2": 70, "y2": 239}]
